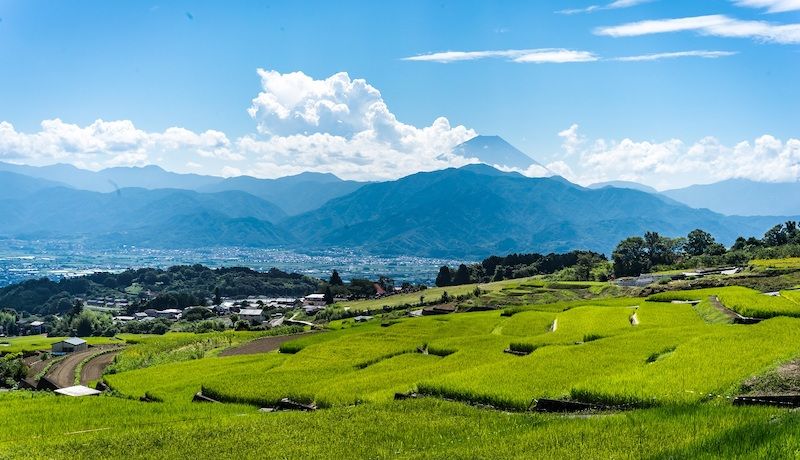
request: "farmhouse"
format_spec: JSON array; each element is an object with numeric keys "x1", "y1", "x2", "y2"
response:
[
  {"x1": 239, "y1": 308, "x2": 265, "y2": 323},
  {"x1": 304, "y1": 294, "x2": 327, "y2": 307},
  {"x1": 155, "y1": 309, "x2": 182, "y2": 319},
  {"x1": 51, "y1": 337, "x2": 88, "y2": 354}
]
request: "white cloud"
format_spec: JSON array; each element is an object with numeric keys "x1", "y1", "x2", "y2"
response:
[
  {"x1": 0, "y1": 119, "x2": 236, "y2": 170},
  {"x1": 734, "y1": 0, "x2": 800, "y2": 12},
  {"x1": 595, "y1": 14, "x2": 800, "y2": 44},
  {"x1": 553, "y1": 125, "x2": 800, "y2": 189},
  {"x1": 404, "y1": 48, "x2": 733, "y2": 64},
  {"x1": 558, "y1": 124, "x2": 585, "y2": 154},
  {"x1": 558, "y1": 0, "x2": 653, "y2": 15},
  {"x1": 0, "y1": 70, "x2": 477, "y2": 180},
  {"x1": 403, "y1": 49, "x2": 598, "y2": 64},
  {"x1": 613, "y1": 50, "x2": 738, "y2": 61},
  {"x1": 513, "y1": 50, "x2": 599, "y2": 63},
  {"x1": 242, "y1": 70, "x2": 477, "y2": 180}
]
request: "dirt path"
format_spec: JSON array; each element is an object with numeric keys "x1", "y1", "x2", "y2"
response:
[
  {"x1": 24, "y1": 354, "x2": 54, "y2": 378},
  {"x1": 45, "y1": 349, "x2": 99, "y2": 388},
  {"x1": 80, "y1": 350, "x2": 120, "y2": 385},
  {"x1": 45, "y1": 346, "x2": 119, "y2": 388},
  {"x1": 219, "y1": 332, "x2": 320, "y2": 357},
  {"x1": 708, "y1": 296, "x2": 741, "y2": 320}
]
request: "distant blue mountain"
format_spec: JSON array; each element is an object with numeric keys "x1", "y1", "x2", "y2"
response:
[
  {"x1": 662, "y1": 179, "x2": 800, "y2": 216},
  {"x1": 0, "y1": 162, "x2": 220, "y2": 192},
  {"x1": 284, "y1": 165, "x2": 787, "y2": 257},
  {"x1": 198, "y1": 172, "x2": 366, "y2": 215},
  {"x1": 588, "y1": 180, "x2": 658, "y2": 194},
  {"x1": 0, "y1": 162, "x2": 367, "y2": 216},
  {"x1": 0, "y1": 163, "x2": 793, "y2": 257}
]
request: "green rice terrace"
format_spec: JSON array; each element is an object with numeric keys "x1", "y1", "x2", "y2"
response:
[{"x1": 4, "y1": 272, "x2": 800, "y2": 458}]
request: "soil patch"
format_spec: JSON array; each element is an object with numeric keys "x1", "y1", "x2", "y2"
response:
[
  {"x1": 219, "y1": 332, "x2": 320, "y2": 357},
  {"x1": 80, "y1": 350, "x2": 121, "y2": 385}
]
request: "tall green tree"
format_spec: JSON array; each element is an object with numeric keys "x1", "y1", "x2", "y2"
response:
[
  {"x1": 435, "y1": 266, "x2": 452, "y2": 287},
  {"x1": 612, "y1": 237, "x2": 650, "y2": 277},
  {"x1": 324, "y1": 285, "x2": 334, "y2": 305},
  {"x1": 329, "y1": 270, "x2": 344, "y2": 286},
  {"x1": 452, "y1": 264, "x2": 471, "y2": 285},
  {"x1": 684, "y1": 229, "x2": 716, "y2": 256}
]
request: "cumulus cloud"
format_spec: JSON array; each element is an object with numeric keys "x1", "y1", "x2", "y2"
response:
[
  {"x1": 558, "y1": 0, "x2": 653, "y2": 15},
  {"x1": 553, "y1": 125, "x2": 800, "y2": 189},
  {"x1": 239, "y1": 69, "x2": 477, "y2": 180},
  {"x1": 558, "y1": 124, "x2": 585, "y2": 155},
  {"x1": 0, "y1": 119, "x2": 236, "y2": 170},
  {"x1": 403, "y1": 49, "x2": 598, "y2": 64},
  {"x1": 734, "y1": 0, "x2": 800, "y2": 13},
  {"x1": 595, "y1": 14, "x2": 800, "y2": 44},
  {"x1": 0, "y1": 70, "x2": 478, "y2": 180}
]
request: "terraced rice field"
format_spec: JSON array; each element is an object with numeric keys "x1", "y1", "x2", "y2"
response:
[
  {"x1": 648, "y1": 286, "x2": 800, "y2": 318},
  {"x1": 103, "y1": 297, "x2": 800, "y2": 412}
]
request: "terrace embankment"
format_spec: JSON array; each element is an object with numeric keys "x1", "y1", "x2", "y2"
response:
[
  {"x1": 218, "y1": 332, "x2": 321, "y2": 357},
  {"x1": 709, "y1": 296, "x2": 762, "y2": 324}
]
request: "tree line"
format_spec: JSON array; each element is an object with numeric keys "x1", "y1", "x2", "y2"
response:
[{"x1": 612, "y1": 221, "x2": 800, "y2": 277}]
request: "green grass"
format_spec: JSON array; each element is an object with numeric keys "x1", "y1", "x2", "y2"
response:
[
  {"x1": 332, "y1": 277, "x2": 620, "y2": 312},
  {"x1": 648, "y1": 286, "x2": 800, "y2": 318},
  {"x1": 8, "y1": 282, "x2": 800, "y2": 458},
  {"x1": 750, "y1": 257, "x2": 800, "y2": 270},
  {"x1": 107, "y1": 329, "x2": 297, "y2": 374},
  {"x1": 98, "y1": 297, "x2": 800, "y2": 412},
  {"x1": 3, "y1": 393, "x2": 800, "y2": 459},
  {"x1": 0, "y1": 335, "x2": 122, "y2": 354}
]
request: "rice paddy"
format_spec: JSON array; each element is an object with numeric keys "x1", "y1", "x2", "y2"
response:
[{"x1": 8, "y1": 268, "x2": 800, "y2": 458}]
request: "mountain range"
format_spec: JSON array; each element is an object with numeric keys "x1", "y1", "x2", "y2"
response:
[{"x1": 1, "y1": 136, "x2": 797, "y2": 257}]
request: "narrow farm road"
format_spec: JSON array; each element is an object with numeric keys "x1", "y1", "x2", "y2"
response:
[
  {"x1": 45, "y1": 346, "x2": 120, "y2": 388},
  {"x1": 219, "y1": 332, "x2": 320, "y2": 357},
  {"x1": 45, "y1": 349, "x2": 99, "y2": 388},
  {"x1": 80, "y1": 349, "x2": 121, "y2": 385}
]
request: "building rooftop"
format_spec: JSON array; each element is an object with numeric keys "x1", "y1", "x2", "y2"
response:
[
  {"x1": 54, "y1": 385, "x2": 102, "y2": 397},
  {"x1": 61, "y1": 337, "x2": 87, "y2": 346}
]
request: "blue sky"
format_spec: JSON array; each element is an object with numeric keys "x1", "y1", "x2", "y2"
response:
[{"x1": 0, "y1": 0, "x2": 798, "y2": 188}]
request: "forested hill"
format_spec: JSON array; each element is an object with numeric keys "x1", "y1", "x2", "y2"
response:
[
  {"x1": 0, "y1": 265, "x2": 321, "y2": 315},
  {"x1": 285, "y1": 164, "x2": 786, "y2": 257}
]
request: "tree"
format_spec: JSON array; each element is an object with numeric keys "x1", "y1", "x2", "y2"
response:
[
  {"x1": 74, "y1": 313, "x2": 94, "y2": 337},
  {"x1": 763, "y1": 224, "x2": 789, "y2": 247},
  {"x1": 69, "y1": 299, "x2": 84, "y2": 319},
  {"x1": 323, "y1": 285, "x2": 334, "y2": 305},
  {"x1": 612, "y1": 237, "x2": 650, "y2": 277},
  {"x1": 213, "y1": 287, "x2": 222, "y2": 306},
  {"x1": 684, "y1": 229, "x2": 716, "y2": 256},
  {"x1": 329, "y1": 270, "x2": 344, "y2": 286},
  {"x1": 452, "y1": 264, "x2": 471, "y2": 286},
  {"x1": 435, "y1": 266, "x2": 452, "y2": 287},
  {"x1": 644, "y1": 231, "x2": 677, "y2": 266}
]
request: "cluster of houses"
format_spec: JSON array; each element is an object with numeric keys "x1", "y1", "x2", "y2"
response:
[
  {"x1": 83, "y1": 296, "x2": 133, "y2": 310},
  {"x1": 110, "y1": 294, "x2": 330, "y2": 327}
]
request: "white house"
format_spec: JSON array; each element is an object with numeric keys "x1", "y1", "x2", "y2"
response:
[
  {"x1": 304, "y1": 294, "x2": 327, "y2": 307},
  {"x1": 52, "y1": 337, "x2": 88, "y2": 354},
  {"x1": 239, "y1": 308, "x2": 265, "y2": 323}
]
